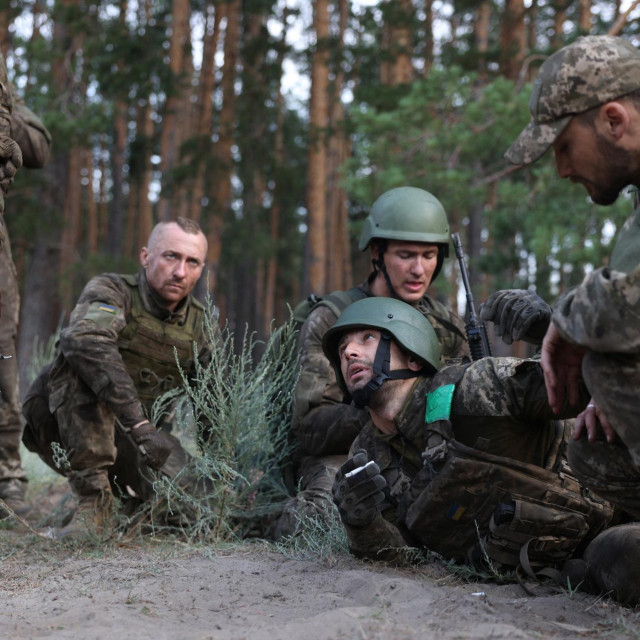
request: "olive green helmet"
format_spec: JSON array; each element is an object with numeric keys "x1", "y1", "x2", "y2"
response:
[
  {"x1": 322, "y1": 297, "x2": 442, "y2": 403},
  {"x1": 358, "y1": 186, "x2": 450, "y2": 256}
]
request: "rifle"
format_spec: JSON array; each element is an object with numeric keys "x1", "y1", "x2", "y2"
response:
[{"x1": 451, "y1": 232, "x2": 491, "y2": 361}]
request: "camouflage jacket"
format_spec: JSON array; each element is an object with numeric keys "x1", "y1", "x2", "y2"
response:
[
  {"x1": 553, "y1": 204, "x2": 640, "y2": 353},
  {"x1": 50, "y1": 270, "x2": 212, "y2": 430},
  {"x1": 11, "y1": 90, "x2": 51, "y2": 169},
  {"x1": 343, "y1": 357, "x2": 585, "y2": 561},
  {"x1": 292, "y1": 279, "x2": 469, "y2": 457}
]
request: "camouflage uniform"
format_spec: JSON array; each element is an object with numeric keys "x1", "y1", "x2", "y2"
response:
[
  {"x1": 266, "y1": 279, "x2": 469, "y2": 538},
  {"x1": 557, "y1": 206, "x2": 640, "y2": 519},
  {"x1": 22, "y1": 270, "x2": 212, "y2": 502},
  {"x1": 0, "y1": 89, "x2": 51, "y2": 503},
  {"x1": 342, "y1": 358, "x2": 572, "y2": 561}
]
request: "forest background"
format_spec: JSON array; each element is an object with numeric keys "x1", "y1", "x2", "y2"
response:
[{"x1": 2, "y1": 0, "x2": 639, "y2": 389}]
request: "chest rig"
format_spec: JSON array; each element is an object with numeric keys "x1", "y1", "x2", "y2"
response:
[{"x1": 117, "y1": 275, "x2": 205, "y2": 416}]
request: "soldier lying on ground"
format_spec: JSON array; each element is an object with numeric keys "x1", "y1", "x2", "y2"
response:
[
  {"x1": 270, "y1": 187, "x2": 468, "y2": 538},
  {"x1": 324, "y1": 297, "x2": 624, "y2": 599},
  {"x1": 21, "y1": 217, "x2": 211, "y2": 539}
]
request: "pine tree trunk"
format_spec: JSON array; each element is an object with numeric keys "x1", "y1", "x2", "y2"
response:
[
  {"x1": 189, "y1": 2, "x2": 222, "y2": 222},
  {"x1": 500, "y1": 0, "x2": 526, "y2": 81},
  {"x1": 475, "y1": 0, "x2": 491, "y2": 76},
  {"x1": 85, "y1": 149, "x2": 98, "y2": 254},
  {"x1": 578, "y1": 0, "x2": 592, "y2": 33},
  {"x1": 207, "y1": 0, "x2": 240, "y2": 309},
  {"x1": 326, "y1": 0, "x2": 351, "y2": 292},
  {"x1": 263, "y1": 7, "x2": 289, "y2": 334},
  {"x1": 422, "y1": 0, "x2": 433, "y2": 76},
  {"x1": 380, "y1": 0, "x2": 414, "y2": 85},
  {"x1": 157, "y1": 0, "x2": 191, "y2": 221},
  {"x1": 306, "y1": 0, "x2": 330, "y2": 294}
]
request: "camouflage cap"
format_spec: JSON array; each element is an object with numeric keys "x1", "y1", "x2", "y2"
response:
[{"x1": 505, "y1": 36, "x2": 640, "y2": 166}]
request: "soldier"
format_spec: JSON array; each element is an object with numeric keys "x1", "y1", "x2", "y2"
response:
[
  {"x1": 504, "y1": 35, "x2": 640, "y2": 604},
  {"x1": 325, "y1": 298, "x2": 612, "y2": 576},
  {"x1": 0, "y1": 81, "x2": 52, "y2": 516},
  {"x1": 22, "y1": 217, "x2": 210, "y2": 538},
  {"x1": 271, "y1": 187, "x2": 468, "y2": 538}
]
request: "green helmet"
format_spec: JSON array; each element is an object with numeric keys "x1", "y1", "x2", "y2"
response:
[
  {"x1": 358, "y1": 186, "x2": 450, "y2": 256},
  {"x1": 322, "y1": 297, "x2": 442, "y2": 403}
]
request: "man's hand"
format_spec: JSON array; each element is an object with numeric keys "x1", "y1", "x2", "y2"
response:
[
  {"x1": 332, "y1": 449, "x2": 386, "y2": 527},
  {"x1": 130, "y1": 421, "x2": 172, "y2": 470},
  {"x1": 573, "y1": 399, "x2": 617, "y2": 444},
  {"x1": 479, "y1": 289, "x2": 552, "y2": 345},
  {"x1": 541, "y1": 322, "x2": 586, "y2": 414}
]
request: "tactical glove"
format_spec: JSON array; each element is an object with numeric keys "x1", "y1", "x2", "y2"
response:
[
  {"x1": 479, "y1": 289, "x2": 552, "y2": 345},
  {"x1": 332, "y1": 449, "x2": 386, "y2": 527},
  {"x1": 130, "y1": 421, "x2": 172, "y2": 470}
]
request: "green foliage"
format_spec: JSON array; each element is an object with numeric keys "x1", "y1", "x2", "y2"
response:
[
  {"x1": 142, "y1": 306, "x2": 299, "y2": 543},
  {"x1": 274, "y1": 509, "x2": 349, "y2": 565}
]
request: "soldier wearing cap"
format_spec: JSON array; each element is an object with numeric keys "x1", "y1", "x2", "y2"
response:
[
  {"x1": 505, "y1": 34, "x2": 640, "y2": 605},
  {"x1": 269, "y1": 187, "x2": 469, "y2": 538}
]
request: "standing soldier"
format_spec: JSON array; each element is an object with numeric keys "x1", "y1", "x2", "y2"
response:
[
  {"x1": 271, "y1": 186, "x2": 469, "y2": 538},
  {"x1": 505, "y1": 35, "x2": 640, "y2": 605},
  {"x1": 0, "y1": 54, "x2": 50, "y2": 516}
]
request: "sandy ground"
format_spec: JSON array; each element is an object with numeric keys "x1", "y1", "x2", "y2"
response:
[{"x1": 1, "y1": 509, "x2": 639, "y2": 640}]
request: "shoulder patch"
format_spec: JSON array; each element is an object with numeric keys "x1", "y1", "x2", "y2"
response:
[
  {"x1": 425, "y1": 383, "x2": 455, "y2": 423},
  {"x1": 84, "y1": 301, "x2": 120, "y2": 328}
]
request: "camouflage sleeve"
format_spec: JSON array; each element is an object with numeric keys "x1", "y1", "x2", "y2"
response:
[
  {"x1": 454, "y1": 357, "x2": 588, "y2": 421},
  {"x1": 552, "y1": 264, "x2": 640, "y2": 354},
  {"x1": 59, "y1": 274, "x2": 146, "y2": 429},
  {"x1": 10, "y1": 90, "x2": 51, "y2": 168},
  {"x1": 0, "y1": 55, "x2": 21, "y2": 223},
  {"x1": 451, "y1": 357, "x2": 588, "y2": 465},
  {"x1": 292, "y1": 304, "x2": 369, "y2": 456},
  {"x1": 421, "y1": 297, "x2": 470, "y2": 361}
]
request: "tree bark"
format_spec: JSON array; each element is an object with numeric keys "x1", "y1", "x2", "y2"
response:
[
  {"x1": 157, "y1": 0, "x2": 191, "y2": 221},
  {"x1": 306, "y1": 0, "x2": 330, "y2": 294},
  {"x1": 578, "y1": 0, "x2": 592, "y2": 33},
  {"x1": 500, "y1": 0, "x2": 526, "y2": 81},
  {"x1": 475, "y1": 0, "x2": 491, "y2": 77}
]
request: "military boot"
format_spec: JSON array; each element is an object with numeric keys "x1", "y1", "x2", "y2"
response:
[
  {"x1": 56, "y1": 470, "x2": 115, "y2": 541},
  {"x1": 580, "y1": 523, "x2": 640, "y2": 606},
  {"x1": 0, "y1": 478, "x2": 32, "y2": 519}
]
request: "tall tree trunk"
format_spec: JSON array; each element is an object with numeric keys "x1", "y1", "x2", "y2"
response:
[
  {"x1": 306, "y1": 0, "x2": 330, "y2": 294},
  {"x1": 326, "y1": 0, "x2": 351, "y2": 292},
  {"x1": 157, "y1": 0, "x2": 191, "y2": 221},
  {"x1": 422, "y1": 0, "x2": 433, "y2": 76},
  {"x1": 106, "y1": 0, "x2": 128, "y2": 258},
  {"x1": 189, "y1": 2, "x2": 222, "y2": 222},
  {"x1": 263, "y1": 6, "x2": 289, "y2": 334},
  {"x1": 475, "y1": 1, "x2": 491, "y2": 77},
  {"x1": 380, "y1": 0, "x2": 414, "y2": 85},
  {"x1": 207, "y1": 0, "x2": 240, "y2": 312},
  {"x1": 527, "y1": 0, "x2": 538, "y2": 53},
  {"x1": 578, "y1": 0, "x2": 591, "y2": 33},
  {"x1": 500, "y1": 0, "x2": 526, "y2": 81},
  {"x1": 552, "y1": 1, "x2": 570, "y2": 49}
]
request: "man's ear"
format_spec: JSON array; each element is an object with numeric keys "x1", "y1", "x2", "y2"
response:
[
  {"x1": 370, "y1": 242, "x2": 380, "y2": 262},
  {"x1": 407, "y1": 356, "x2": 423, "y2": 372},
  {"x1": 140, "y1": 246, "x2": 149, "y2": 268},
  {"x1": 599, "y1": 101, "x2": 630, "y2": 140}
]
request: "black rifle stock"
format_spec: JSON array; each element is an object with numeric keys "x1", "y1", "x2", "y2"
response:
[{"x1": 451, "y1": 232, "x2": 491, "y2": 360}]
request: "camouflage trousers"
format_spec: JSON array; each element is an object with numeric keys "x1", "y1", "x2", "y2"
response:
[
  {"x1": 0, "y1": 221, "x2": 27, "y2": 489},
  {"x1": 267, "y1": 453, "x2": 344, "y2": 539},
  {"x1": 22, "y1": 363, "x2": 194, "y2": 504}
]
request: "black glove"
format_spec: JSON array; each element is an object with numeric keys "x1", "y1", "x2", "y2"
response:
[
  {"x1": 479, "y1": 289, "x2": 552, "y2": 345},
  {"x1": 130, "y1": 422, "x2": 172, "y2": 470},
  {"x1": 332, "y1": 449, "x2": 387, "y2": 527}
]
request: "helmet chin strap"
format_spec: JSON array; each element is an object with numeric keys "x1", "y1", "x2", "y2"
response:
[{"x1": 350, "y1": 331, "x2": 421, "y2": 408}]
